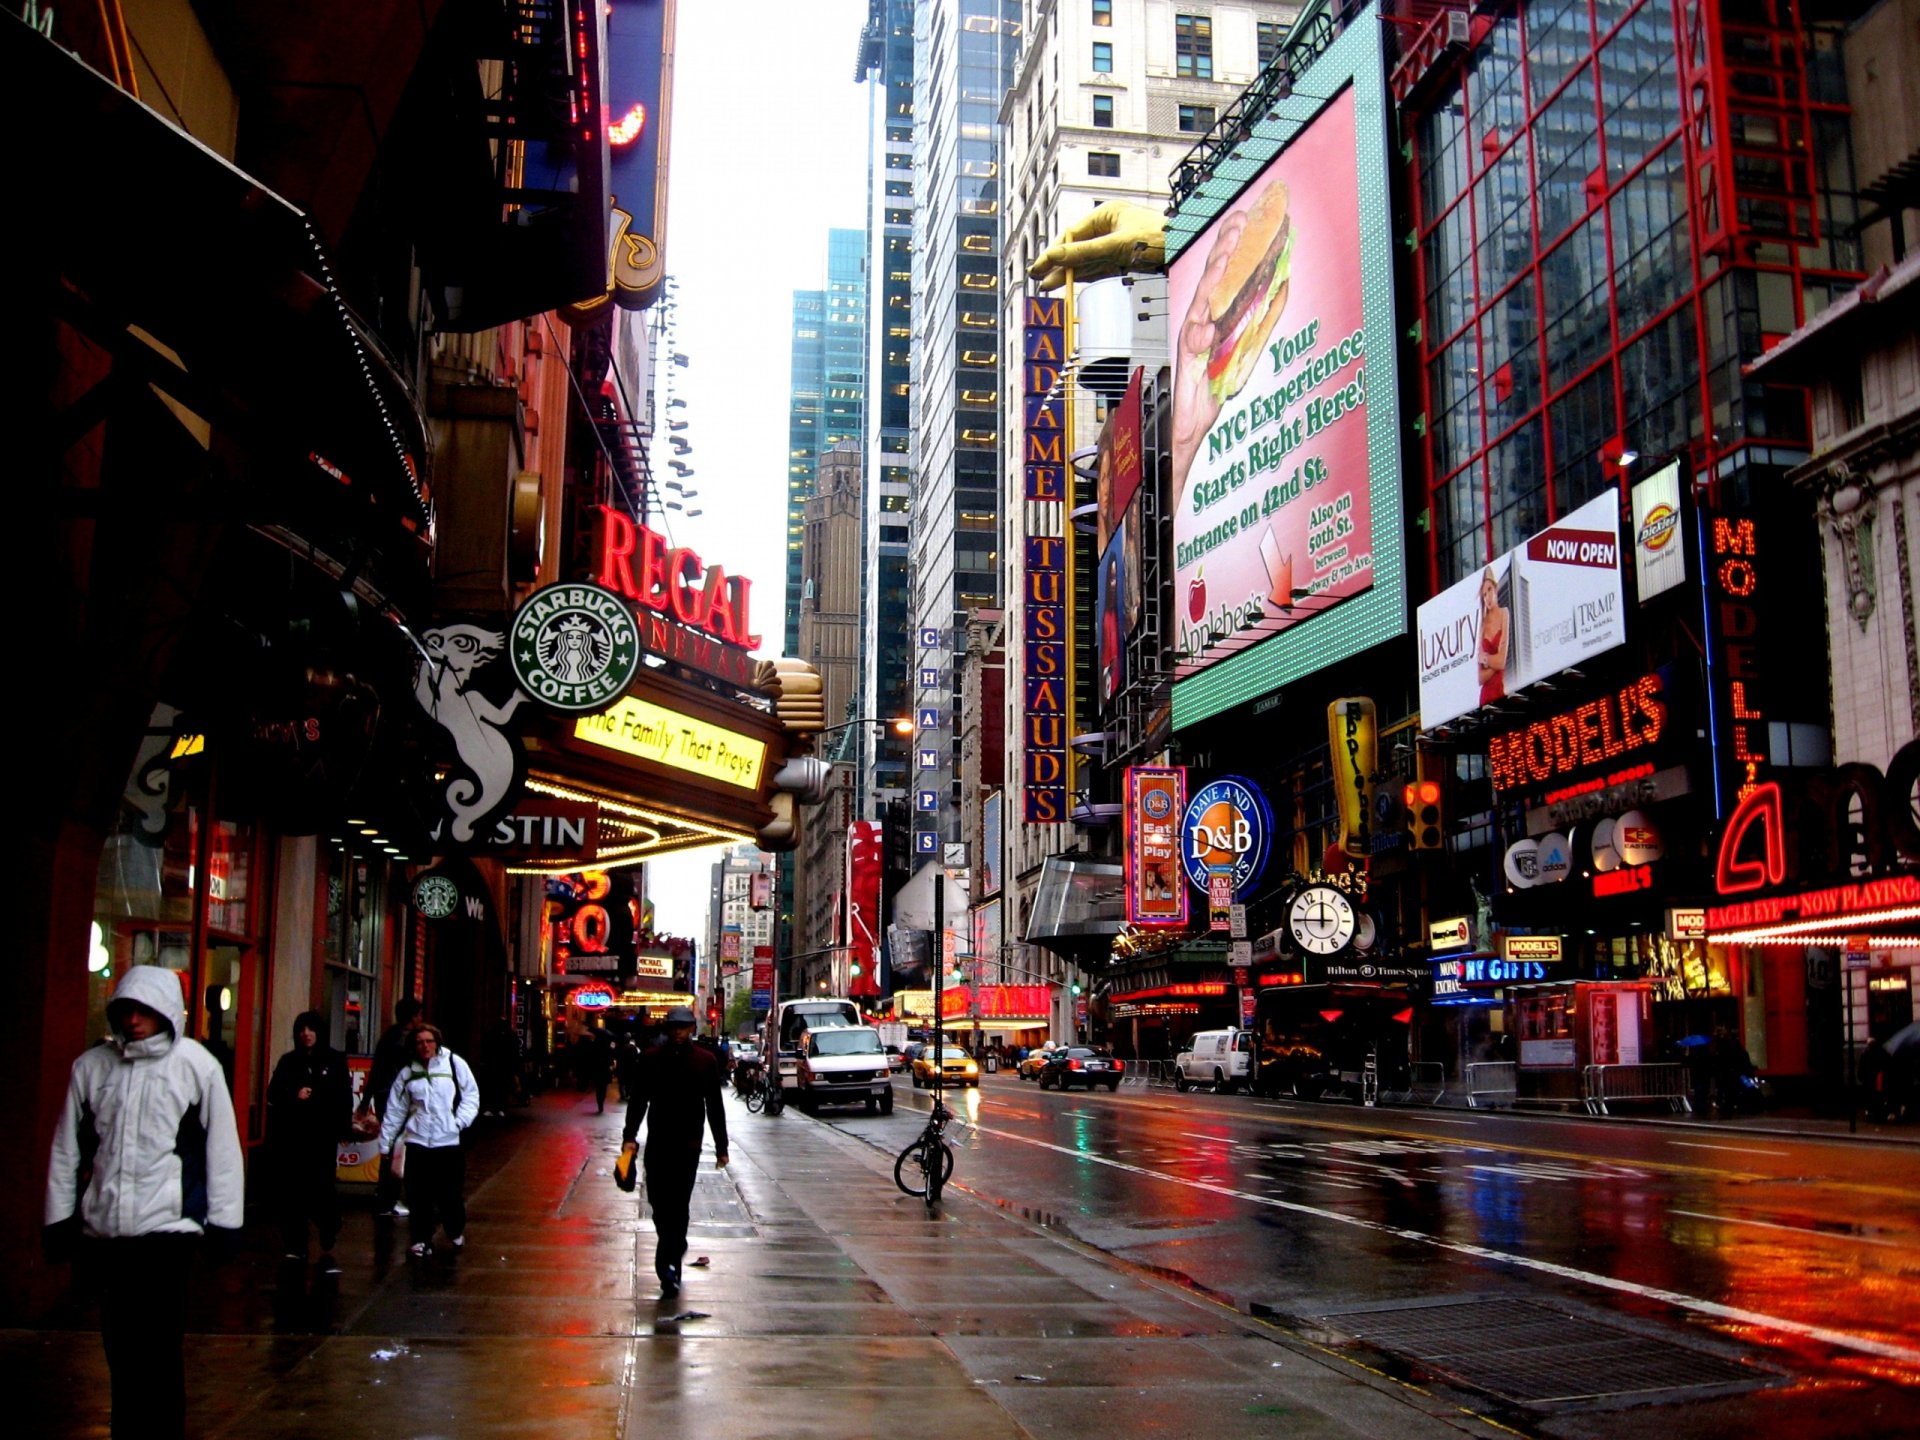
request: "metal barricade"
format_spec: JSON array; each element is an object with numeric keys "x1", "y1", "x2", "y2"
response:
[
  {"x1": 1583, "y1": 1063, "x2": 1693, "y2": 1115},
  {"x1": 1464, "y1": 1061, "x2": 1517, "y2": 1109},
  {"x1": 1407, "y1": 1061, "x2": 1447, "y2": 1107}
]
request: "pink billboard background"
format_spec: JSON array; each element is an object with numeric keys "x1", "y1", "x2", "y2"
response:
[{"x1": 1168, "y1": 86, "x2": 1371, "y2": 677}]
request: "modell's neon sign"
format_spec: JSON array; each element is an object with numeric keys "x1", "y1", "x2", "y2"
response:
[{"x1": 595, "y1": 507, "x2": 761, "y2": 649}]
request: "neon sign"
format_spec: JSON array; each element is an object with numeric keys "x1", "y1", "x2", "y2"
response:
[
  {"x1": 1487, "y1": 672, "x2": 1667, "y2": 794},
  {"x1": 568, "y1": 983, "x2": 616, "y2": 1009},
  {"x1": 1022, "y1": 293, "x2": 1068, "y2": 823},
  {"x1": 596, "y1": 507, "x2": 761, "y2": 648},
  {"x1": 1707, "y1": 514, "x2": 1767, "y2": 806},
  {"x1": 574, "y1": 694, "x2": 767, "y2": 789},
  {"x1": 609, "y1": 102, "x2": 646, "y2": 147},
  {"x1": 1714, "y1": 740, "x2": 1920, "y2": 898},
  {"x1": 1180, "y1": 776, "x2": 1275, "y2": 899}
]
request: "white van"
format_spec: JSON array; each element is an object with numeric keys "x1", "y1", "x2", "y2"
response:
[
  {"x1": 768, "y1": 998, "x2": 863, "y2": 1094},
  {"x1": 1174, "y1": 1028, "x2": 1255, "y2": 1093}
]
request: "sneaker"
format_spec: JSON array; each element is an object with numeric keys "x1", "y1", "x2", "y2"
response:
[
  {"x1": 318, "y1": 1253, "x2": 342, "y2": 1275},
  {"x1": 408, "y1": 1241, "x2": 431, "y2": 1258},
  {"x1": 656, "y1": 1265, "x2": 680, "y2": 1296},
  {"x1": 283, "y1": 1252, "x2": 304, "y2": 1262},
  {"x1": 449, "y1": 1234, "x2": 465, "y2": 1250},
  {"x1": 391, "y1": 1203, "x2": 410, "y2": 1218}
]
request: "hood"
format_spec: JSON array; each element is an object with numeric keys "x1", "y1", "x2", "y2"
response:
[
  {"x1": 293, "y1": 1009, "x2": 329, "y2": 1045},
  {"x1": 108, "y1": 965, "x2": 187, "y2": 1039}
]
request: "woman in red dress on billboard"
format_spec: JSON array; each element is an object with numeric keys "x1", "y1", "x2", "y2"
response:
[{"x1": 1477, "y1": 567, "x2": 1509, "y2": 705}]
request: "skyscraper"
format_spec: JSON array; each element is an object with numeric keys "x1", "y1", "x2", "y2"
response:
[
  {"x1": 784, "y1": 229, "x2": 870, "y2": 660},
  {"x1": 904, "y1": 0, "x2": 1021, "y2": 859},
  {"x1": 856, "y1": 0, "x2": 916, "y2": 816}
]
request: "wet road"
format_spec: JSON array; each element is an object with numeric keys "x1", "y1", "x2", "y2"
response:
[{"x1": 821, "y1": 1075, "x2": 1920, "y2": 1438}]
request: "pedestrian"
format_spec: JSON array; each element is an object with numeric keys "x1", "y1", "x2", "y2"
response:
[
  {"x1": 266, "y1": 1009, "x2": 352, "y2": 1273},
  {"x1": 589, "y1": 1018, "x2": 615, "y2": 1113},
  {"x1": 44, "y1": 965, "x2": 244, "y2": 1440},
  {"x1": 479, "y1": 1019, "x2": 521, "y2": 1117},
  {"x1": 615, "y1": 1028, "x2": 641, "y2": 1101},
  {"x1": 619, "y1": 1005, "x2": 728, "y2": 1297},
  {"x1": 378, "y1": 1023, "x2": 480, "y2": 1258},
  {"x1": 360, "y1": 996, "x2": 422, "y2": 1217}
]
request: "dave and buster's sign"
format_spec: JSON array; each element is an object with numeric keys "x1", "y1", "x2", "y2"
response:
[{"x1": 1181, "y1": 776, "x2": 1275, "y2": 900}]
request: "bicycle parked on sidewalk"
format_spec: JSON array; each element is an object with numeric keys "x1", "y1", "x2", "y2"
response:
[
  {"x1": 742, "y1": 1061, "x2": 784, "y2": 1116},
  {"x1": 893, "y1": 1093, "x2": 955, "y2": 1208}
]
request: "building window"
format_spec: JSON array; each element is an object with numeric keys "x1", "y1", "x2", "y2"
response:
[
  {"x1": 1088, "y1": 151, "x2": 1120, "y2": 178},
  {"x1": 1178, "y1": 104, "x2": 1215, "y2": 133},
  {"x1": 1093, "y1": 94, "x2": 1114, "y2": 128},
  {"x1": 1175, "y1": 15, "x2": 1212, "y2": 80},
  {"x1": 1092, "y1": 41, "x2": 1113, "y2": 73},
  {"x1": 1092, "y1": 0, "x2": 1113, "y2": 24},
  {"x1": 1257, "y1": 20, "x2": 1288, "y2": 67}
]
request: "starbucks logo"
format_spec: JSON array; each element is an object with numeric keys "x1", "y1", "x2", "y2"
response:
[
  {"x1": 413, "y1": 872, "x2": 461, "y2": 920},
  {"x1": 509, "y1": 581, "x2": 640, "y2": 714}
]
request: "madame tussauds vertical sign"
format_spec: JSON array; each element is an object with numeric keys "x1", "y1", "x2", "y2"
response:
[{"x1": 1023, "y1": 294, "x2": 1068, "y2": 822}]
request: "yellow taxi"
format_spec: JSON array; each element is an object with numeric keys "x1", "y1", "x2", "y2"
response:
[{"x1": 909, "y1": 1038, "x2": 981, "y2": 1089}]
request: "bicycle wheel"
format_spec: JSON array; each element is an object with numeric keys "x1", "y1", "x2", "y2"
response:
[
  {"x1": 893, "y1": 1135, "x2": 954, "y2": 1197},
  {"x1": 744, "y1": 1083, "x2": 766, "y2": 1114},
  {"x1": 765, "y1": 1084, "x2": 785, "y2": 1117}
]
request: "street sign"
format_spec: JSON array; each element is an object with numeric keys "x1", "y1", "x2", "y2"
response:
[
  {"x1": 750, "y1": 990, "x2": 771, "y2": 1012},
  {"x1": 1228, "y1": 940, "x2": 1252, "y2": 965},
  {"x1": 1229, "y1": 903, "x2": 1248, "y2": 938},
  {"x1": 1240, "y1": 990, "x2": 1257, "y2": 1026},
  {"x1": 1844, "y1": 936, "x2": 1871, "y2": 970}
]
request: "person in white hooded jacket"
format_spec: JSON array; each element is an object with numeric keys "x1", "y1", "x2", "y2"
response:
[
  {"x1": 378, "y1": 1022, "x2": 480, "y2": 1256},
  {"x1": 44, "y1": 964, "x2": 244, "y2": 1440}
]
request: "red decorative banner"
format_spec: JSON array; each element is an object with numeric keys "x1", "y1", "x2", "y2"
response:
[
  {"x1": 1125, "y1": 766, "x2": 1189, "y2": 926},
  {"x1": 847, "y1": 820, "x2": 882, "y2": 997}
]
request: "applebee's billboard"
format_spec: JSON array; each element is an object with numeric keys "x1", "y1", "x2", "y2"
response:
[
  {"x1": 1417, "y1": 491, "x2": 1626, "y2": 731},
  {"x1": 1170, "y1": 83, "x2": 1380, "y2": 680}
]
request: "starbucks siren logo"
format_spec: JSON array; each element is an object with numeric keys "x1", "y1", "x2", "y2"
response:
[
  {"x1": 413, "y1": 872, "x2": 461, "y2": 921},
  {"x1": 510, "y1": 581, "x2": 640, "y2": 713}
]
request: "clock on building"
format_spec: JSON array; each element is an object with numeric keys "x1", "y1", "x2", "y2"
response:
[{"x1": 1288, "y1": 884, "x2": 1356, "y2": 956}]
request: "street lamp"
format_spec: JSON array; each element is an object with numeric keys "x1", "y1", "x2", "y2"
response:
[{"x1": 813, "y1": 715, "x2": 914, "y2": 739}]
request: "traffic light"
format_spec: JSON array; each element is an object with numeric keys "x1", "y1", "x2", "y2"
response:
[
  {"x1": 1070, "y1": 981, "x2": 1083, "y2": 997},
  {"x1": 1403, "y1": 754, "x2": 1444, "y2": 850}
]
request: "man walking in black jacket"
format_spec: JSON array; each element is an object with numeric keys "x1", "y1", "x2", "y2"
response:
[{"x1": 620, "y1": 1006, "x2": 728, "y2": 1296}]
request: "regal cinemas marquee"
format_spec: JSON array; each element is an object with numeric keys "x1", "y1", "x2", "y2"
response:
[{"x1": 499, "y1": 510, "x2": 811, "y2": 872}]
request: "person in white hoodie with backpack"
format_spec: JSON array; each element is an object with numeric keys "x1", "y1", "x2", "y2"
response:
[
  {"x1": 378, "y1": 1022, "x2": 480, "y2": 1257},
  {"x1": 44, "y1": 964, "x2": 244, "y2": 1440}
]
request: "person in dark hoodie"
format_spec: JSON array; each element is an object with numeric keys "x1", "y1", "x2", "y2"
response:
[
  {"x1": 268, "y1": 1010, "x2": 353, "y2": 1271},
  {"x1": 45, "y1": 965, "x2": 244, "y2": 1440},
  {"x1": 619, "y1": 1005, "x2": 728, "y2": 1296}
]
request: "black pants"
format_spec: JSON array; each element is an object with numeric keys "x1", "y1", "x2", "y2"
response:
[
  {"x1": 277, "y1": 1143, "x2": 341, "y2": 1255},
  {"x1": 644, "y1": 1157, "x2": 696, "y2": 1279},
  {"x1": 373, "y1": 1109, "x2": 404, "y2": 1210},
  {"x1": 403, "y1": 1143, "x2": 467, "y2": 1246},
  {"x1": 85, "y1": 1233, "x2": 199, "y2": 1440}
]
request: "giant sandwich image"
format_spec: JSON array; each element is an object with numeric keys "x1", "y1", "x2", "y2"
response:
[{"x1": 1204, "y1": 180, "x2": 1295, "y2": 403}]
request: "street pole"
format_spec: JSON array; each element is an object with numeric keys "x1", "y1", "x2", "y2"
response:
[{"x1": 931, "y1": 859, "x2": 943, "y2": 1100}]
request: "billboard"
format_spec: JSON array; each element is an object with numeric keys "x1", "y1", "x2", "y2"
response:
[
  {"x1": 1124, "y1": 766, "x2": 1189, "y2": 927},
  {"x1": 1095, "y1": 515, "x2": 1134, "y2": 705},
  {"x1": 1164, "y1": 15, "x2": 1404, "y2": 728},
  {"x1": 980, "y1": 790, "x2": 1003, "y2": 897},
  {"x1": 1417, "y1": 491, "x2": 1626, "y2": 731},
  {"x1": 1096, "y1": 368, "x2": 1144, "y2": 552},
  {"x1": 1631, "y1": 461, "x2": 1686, "y2": 602}
]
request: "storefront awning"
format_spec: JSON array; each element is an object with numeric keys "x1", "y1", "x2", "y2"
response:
[{"x1": 14, "y1": 20, "x2": 433, "y2": 599}]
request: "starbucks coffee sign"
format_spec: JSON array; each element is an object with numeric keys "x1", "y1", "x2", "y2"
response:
[{"x1": 510, "y1": 581, "x2": 640, "y2": 714}]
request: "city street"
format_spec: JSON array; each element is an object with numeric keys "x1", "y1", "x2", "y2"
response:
[{"x1": 821, "y1": 1074, "x2": 1920, "y2": 1438}]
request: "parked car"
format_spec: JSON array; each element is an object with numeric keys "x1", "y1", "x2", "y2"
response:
[
  {"x1": 1036, "y1": 1046, "x2": 1124, "y2": 1092},
  {"x1": 910, "y1": 1038, "x2": 980, "y2": 1089},
  {"x1": 1017, "y1": 1044, "x2": 1058, "y2": 1081},
  {"x1": 1174, "y1": 1028, "x2": 1256, "y2": 1093},
  {"x1": 883, "y1": 1044, "x2": 907, "y2": 1073}
]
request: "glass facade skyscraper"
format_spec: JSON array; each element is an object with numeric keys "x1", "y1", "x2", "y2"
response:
[
  {"x1": 905, "y1": 0, "x2": 1020, "y2": 850},
  {"x1": 784, "y1": 228, "x2": 869, "y2": 660}
]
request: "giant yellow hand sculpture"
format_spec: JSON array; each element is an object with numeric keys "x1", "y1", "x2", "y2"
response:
[{"x1": 1028, "y1": 201, "x2": 1168, "y2": 292}]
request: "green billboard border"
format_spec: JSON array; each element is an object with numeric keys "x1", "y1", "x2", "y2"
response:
[{"x1": 1168, "y1": 8, "x2": 1404, "y2": 731}]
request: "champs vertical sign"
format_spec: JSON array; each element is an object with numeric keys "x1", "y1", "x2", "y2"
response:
[{"x1": 1024, "y1": 295, "x2": 1068, "y2": 822}]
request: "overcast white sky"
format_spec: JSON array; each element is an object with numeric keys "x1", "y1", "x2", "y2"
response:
[{"x1": 642, "y1": 1, "x2": 872, "y2": 944}]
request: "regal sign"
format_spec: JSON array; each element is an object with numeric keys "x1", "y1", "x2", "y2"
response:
[{"x1": 595, "y1": 507, "x2": 762, "y2": 688}]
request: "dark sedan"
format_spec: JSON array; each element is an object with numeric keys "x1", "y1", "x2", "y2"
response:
[{"x1": 1035, "y1": 1046, "x2": 1125, "y2": 1092}]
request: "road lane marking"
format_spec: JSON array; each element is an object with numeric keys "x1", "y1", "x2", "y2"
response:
[
  {"x1": 965, "y1": 1118, "x2": 1920, "y2": 1368},
  {"x1": 1669, "y1": 1142, "x2": 1792, "y2": 1158},
  {"x1": 1670, "y1": 1210, "x2": 1905, "y2": 1248}
]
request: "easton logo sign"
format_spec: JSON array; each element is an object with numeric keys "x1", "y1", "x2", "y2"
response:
[{"x1": 1180, "y1": 776, "x2": 1275, "y2": 900}]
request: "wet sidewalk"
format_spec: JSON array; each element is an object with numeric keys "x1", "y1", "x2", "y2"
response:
[{"x1": 9, "y1": 1085, "x2": 1509, "y2": 1440}]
